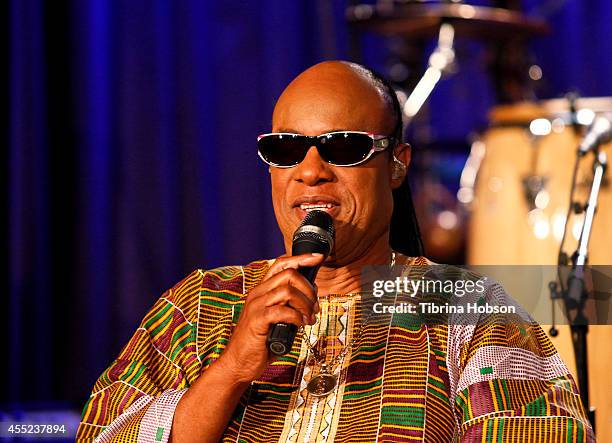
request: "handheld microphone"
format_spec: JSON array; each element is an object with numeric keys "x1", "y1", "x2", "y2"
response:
[
  {"x1": 266, "y1": 210, "x2": 335, "y2": 356},
  {"x1": 578, "y1": 115, "x2": 612, "y2": 155}
]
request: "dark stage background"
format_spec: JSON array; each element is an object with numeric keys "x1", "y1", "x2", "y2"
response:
[{"x1": 5, "y1": 0, "x2": 612, "y2": 425}]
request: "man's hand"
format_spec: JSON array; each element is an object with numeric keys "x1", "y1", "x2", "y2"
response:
[
  {"x1": 170, "y1": 253, "x2": 324, "y2": 443},
  {"x1": 215, "y1": 253, "x2": 324, "y2": 383}
]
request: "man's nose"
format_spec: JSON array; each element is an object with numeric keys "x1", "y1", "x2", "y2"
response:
[{"x1": 293, "y1": 146, "x2": 334, "y2": 186}]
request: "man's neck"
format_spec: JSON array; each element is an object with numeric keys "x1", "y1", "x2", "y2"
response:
[{"x1": 313, "y1": 235, "x2": 393, "y2": 296}]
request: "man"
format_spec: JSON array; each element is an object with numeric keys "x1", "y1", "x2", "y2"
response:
[{"x1": 77, "y1": 61, "x2": 593, "y2": 442}]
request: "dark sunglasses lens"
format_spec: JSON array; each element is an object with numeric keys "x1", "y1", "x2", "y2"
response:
[
  {"x1": 319, "y1": 133, "x2": 373, "y2": 165},
  {"x1": 258, "y1": 135, "x2": 308, "y2": 166}
]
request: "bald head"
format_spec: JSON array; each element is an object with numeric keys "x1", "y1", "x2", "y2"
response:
[{"x1": 272, "y1": 61, "x2": 399, "y2": 139}]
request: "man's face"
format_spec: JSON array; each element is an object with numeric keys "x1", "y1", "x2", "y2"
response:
[{"x1": 269, "y1": 62, "x2": 402, "y2": 263}]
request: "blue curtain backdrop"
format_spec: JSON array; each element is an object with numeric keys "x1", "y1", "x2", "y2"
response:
[{"x1": 6, "y1": 0, "x2": 612, "y2": 411}]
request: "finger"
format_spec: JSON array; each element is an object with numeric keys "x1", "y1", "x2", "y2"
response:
[
  {"x1": 264, "y1": 253, "x2": 324, "y2": 280},
  {"x1": 263, "y1": 253, "x2": 325, "y2": 282},
  {"x1": 247, "y1": 270, "x2": 320, "y2": 317},
  {"x1": 262, "y1": 285, "x2": 317, "y2": 322},
  {"x1": 263, "y1": 305, "x2": 306, "y2": 329},
  {"x1": 313, "y1": 284, "x2": 320, "y2": 314},
  {"x1": 263, "y1": 268, "x2": 319, "y2": 309}
]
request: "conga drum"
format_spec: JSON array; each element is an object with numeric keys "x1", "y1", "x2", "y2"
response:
[
  {"x1": 467, "y1": 97, "x2": 612, "y2": 440},
  {"x1": 468, "y1": 97, "x2": 612, "y2": 265}
]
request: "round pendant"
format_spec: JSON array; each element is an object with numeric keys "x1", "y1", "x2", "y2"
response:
[{"x1": 306, "y1": 373, "x2": 338, "y2": 397}]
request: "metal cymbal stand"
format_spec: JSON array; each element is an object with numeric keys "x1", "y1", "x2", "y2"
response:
[{"x1": 402, "y1": 21, "x2": 456, "y2": 120}]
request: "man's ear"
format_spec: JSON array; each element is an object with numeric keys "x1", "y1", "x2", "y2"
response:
[{"x1": 390, "y1": 143, "x2": 411, "y2": 189}]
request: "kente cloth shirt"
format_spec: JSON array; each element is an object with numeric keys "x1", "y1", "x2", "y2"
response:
[{"x1": 77, "y1": 256, "x2": 594, "y2": 442}]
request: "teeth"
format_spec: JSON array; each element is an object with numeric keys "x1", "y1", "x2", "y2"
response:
[{"x1": 300, "y1": 203, "x2": 334, "y2": 211}]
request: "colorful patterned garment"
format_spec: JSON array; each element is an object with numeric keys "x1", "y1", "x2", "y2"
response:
[{"x1": 77, "y1": 256, "x2": 594, "y2": 442}]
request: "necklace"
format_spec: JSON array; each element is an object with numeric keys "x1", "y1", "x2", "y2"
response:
[{"x1": 301, "y1": 251, "x2": 397, "y2": 397}]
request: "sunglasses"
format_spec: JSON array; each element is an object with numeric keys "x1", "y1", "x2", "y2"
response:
[{"x1": 257, "y1": 131, "x2": 396, "y2": 168}]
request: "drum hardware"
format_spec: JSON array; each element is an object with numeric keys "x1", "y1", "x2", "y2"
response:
[
  {"x1": 522, "y1": 123, "x2": 549, "y2": 212},
  {"x1": 522, "y1": 175, "x2": 548, "y2": 212},
  {"x1": 566, "y1": 91, "x2": 583, "y2": 136}
]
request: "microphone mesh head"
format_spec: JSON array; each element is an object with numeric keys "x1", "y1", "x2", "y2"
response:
[
  {"x1": 299, "y1": 210, "x2": 335, "y2": 239},
  {"x1": 291, "y1": 210, "x2": 335, "y2": 255}
]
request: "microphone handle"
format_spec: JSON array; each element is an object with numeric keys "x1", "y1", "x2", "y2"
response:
[
  {"x1": 297, "y1": 264, "x2": 319, "y2": 283},
  {"x1": 267, "y1": 232, "x2": 329, "y2": 356},
  {"x1": 267, "y1": 265, "x2": 320, "y2": 356}
]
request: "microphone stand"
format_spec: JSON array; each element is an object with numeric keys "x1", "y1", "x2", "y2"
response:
[{"x1": 550, "y1": 148, "x2": 606, "y2": 433}]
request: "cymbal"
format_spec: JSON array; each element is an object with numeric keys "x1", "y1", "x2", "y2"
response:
[{"x1": 346, "y1": 3, "x2": 549, "y2": 40}]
